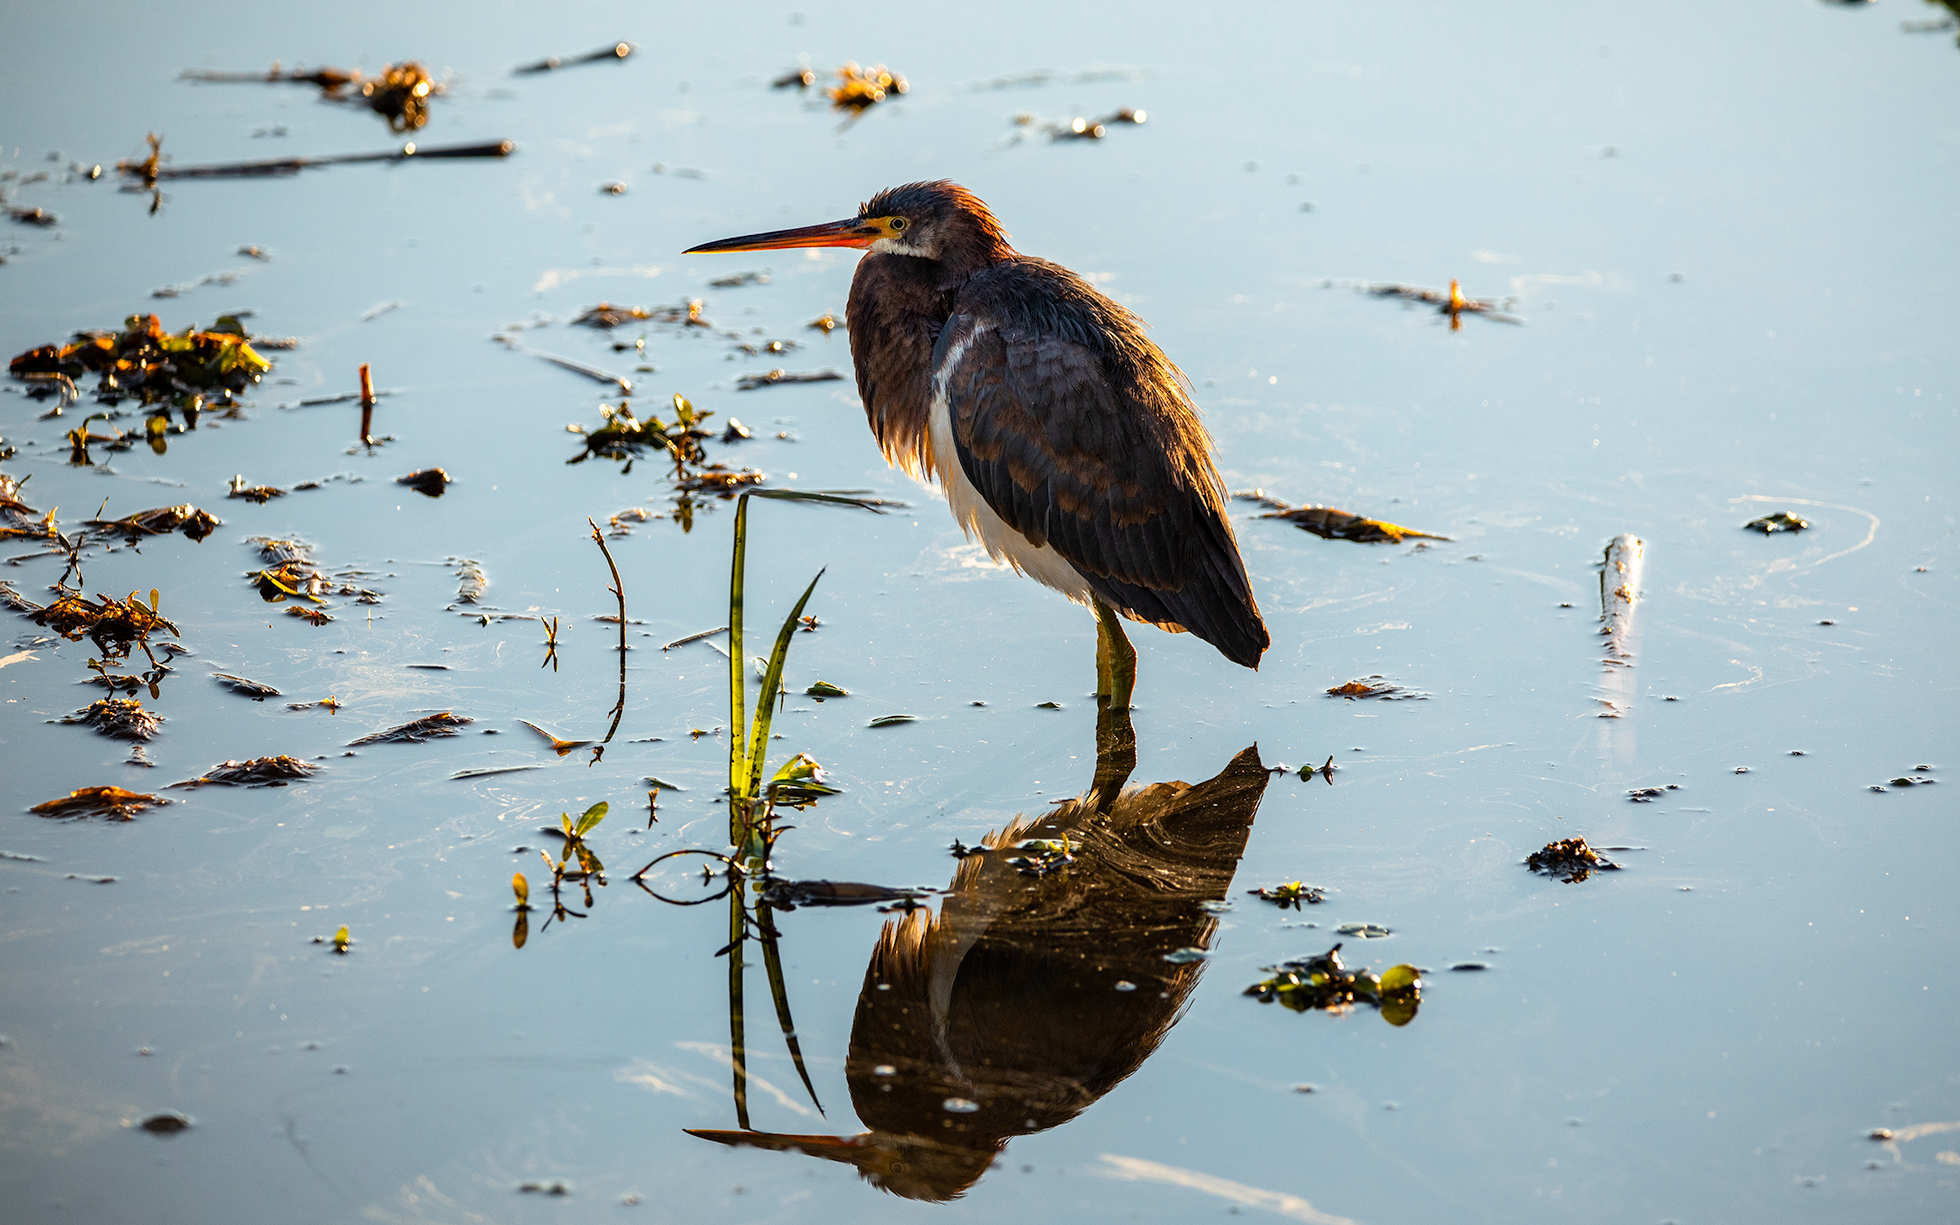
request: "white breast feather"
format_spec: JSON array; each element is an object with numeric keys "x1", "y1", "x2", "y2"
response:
[{"x1": 928, "y1": 325, "x2": 1095, "y2": 606}]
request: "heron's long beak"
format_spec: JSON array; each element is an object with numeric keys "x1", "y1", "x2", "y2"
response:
[
  {"x1": 685, "y1": 217, "x2": 880, "y2": 254},
  {"x1": 684, "y1": 1128, "x2": 872, "y2": 1165}
]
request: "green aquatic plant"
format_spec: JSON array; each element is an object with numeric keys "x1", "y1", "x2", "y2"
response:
[{"x1": 1245, "y1": 944, "x2": 1421, "y2": 1026}]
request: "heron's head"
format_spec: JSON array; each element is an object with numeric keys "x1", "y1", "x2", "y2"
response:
[{"x1": 684, "y1": 180, "x2": 1013, "y2": 272}]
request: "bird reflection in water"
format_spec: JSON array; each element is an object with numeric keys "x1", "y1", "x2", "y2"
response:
[{"x1": 688, "y1": 700, "x2": 1274, "y2": 1201}]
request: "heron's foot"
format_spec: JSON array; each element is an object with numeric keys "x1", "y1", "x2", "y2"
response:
[{"x1": 1093, "y1": 598, "x2": 1137, "y2": 712}]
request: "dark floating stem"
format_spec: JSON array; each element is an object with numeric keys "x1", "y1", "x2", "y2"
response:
[
  {"x1": 587, "y1": 518, "x2": 628, "y2": 763},
  {"x1": 133, "y1": 140, "x2": 514, "y2": 180}
]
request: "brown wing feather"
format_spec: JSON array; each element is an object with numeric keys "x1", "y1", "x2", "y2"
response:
[
  {"x1": 848, "y1": 253, "x2": 950, "y2": 481},
  {"x1": 940, "y1": 263, "x2": 1268, "y2": 668}
]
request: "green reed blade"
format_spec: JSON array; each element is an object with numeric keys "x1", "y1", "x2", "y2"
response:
[
  {"x1": 757, "y1": 900, "x2": 825, "y2": 1117},
  {"x1": 744, "y1": 570, "x2": 823, "y2": 800}
]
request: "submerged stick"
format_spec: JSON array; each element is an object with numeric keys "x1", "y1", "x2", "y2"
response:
[{"x1": 138, "y1": 140, "x2": 514, "y2": 180}]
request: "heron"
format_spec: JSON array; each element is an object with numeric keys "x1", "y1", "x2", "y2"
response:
[{"x1": 686, "y1": 180, "x2": 1268, "y2": 705}]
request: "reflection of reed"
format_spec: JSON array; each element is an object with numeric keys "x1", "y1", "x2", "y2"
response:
[{"x1": 690, "y1": 720, "x2": 1271, "y2": 1202}]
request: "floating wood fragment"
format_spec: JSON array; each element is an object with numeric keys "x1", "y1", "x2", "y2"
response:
[
  {"x1": 212, "y1": 673, "x2": 280, "y2": 699},
  {"x1": 735, "y1": 368, "x2": 843, "y2": 391},
  {"x1": 513, "y1": 42, "x2": 634, "y2": 74},
  {"x1": 1235, "y1": 490, "x2": 1449, "y2": 543},
  {"x1": 1595, "y1": 533, "x2": 1643, "y2": 718},
  {"x1": 348, "y1": 712, "x2": 473, "y2": 745},
  {"x1": 125, "y1": 139, "x2": 514, "y2": 181}
]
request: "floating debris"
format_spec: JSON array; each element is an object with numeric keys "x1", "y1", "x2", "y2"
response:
[
  {"x1": 395, "y1": 467, "x2": 450, "y2": 497},
  {"x1": 450, "y1": 557, "x2": 486, "y2": 605},
  {"x1": 27, "y1": 588, "x2": 178, "y2": 665},
  {"x1": 827, "y1": 62, "x2": 908, "y2": 116},
  {"x1": 807, "y1": 312, "x2": 840, "y2": 335},
  {"x1": 805, "y1": 680, "x2": 848, "y2": 698},
  {"x1": 1248, "y1": 881, "x2": 1325, "y2": 909},
  {"x1": 765, "y1": 753, "x2": 840, "y2": 807},
  {"x1": 675, "y1": 466, "x2": 764, "y2": 495},
  {"x1": 1526, "y1": 836, "x2": 1619, "y2": 883},
  {"x1": 735, "y1": 368, "x2": 844, "y2": 391},
  {"x1": 8, "y1": 206, "x2": 58, "y2": 228},
  {"x1": 1325, "y1": 676, "x2": 1426, "y2": 701},
  {"x1": 708, "y1": 271, "x2": 770, "y2": 289},
  {"x1": 1235, "y1": 491, "x2": 1449, "y2": 543},
  {"x1": 1297, "y1": 755, "x2": 1337, "y2": 784},
  {"x1": 126, "y1": 138, "x2": 513, "y2": 181},
  {"x1": 8, "y1": 312, "x2": 271, "y2": 410},
  {"x1": 84, "y1": 504, "x2": 220, "y2": 543},
  {"x1": 570, "y1": 397, "x2": 713, "y2": 469},
  {"x1": 1006, "y1": 835, "x2": 1078, "y2": 876},
  {"x1": 183, "y1": 60, "x2": 445, "y2": 132},
  {"x1": 170, "y1": 756, "x2": 319, "y2": 788},
  {"x1": 139, "y1": 1112, "x2": 192, "y2": 1135},
  {"x1": 1244, "y1": 944, "x2": 1422, "y2": 1026},
  {"x1": 773, "y1": 66, "x2": 817, "y2": 89},
  {"x1": 514, "y1": 41, "x2": 633, "y2": 74},
  {"x1": 1044, "y1": 107, "x2": 1147, "y2": 141},
  {"x1": 1744, "y1": 511, "x2": 1810, "y2": 534},
  {"x1": 721, "y1": 418, "x2": 754, "y2": 441},
  {"x1": 57, "y1": 697, "x2": 163, "y2": 740},
  {"x1": 758, "y1": 879, "x2": 926, "y2": 910},
  {"x1": 572, "y1": 299, "x2": 708, "y2": 330},
  {"x1": 868, "y1": 713, "x2": 917, "y2": 728},
  {"x1": 348, "y1": 712, "x2": 473, "y2": 745},
  {"x1": 1626, "y1": 786, "x2": 1677, "y2": 802},
  {"x1": 1596, "y1": 533, "x2": 1644, "y2": 718},
  {"x1": 212, "y1": 673, "x2": 280, "y2": 699},
  {"x1": 30, "y1": 785, "x2": 169, "y2": 820},
  {"x1": 1336, "y1": 923, "x2": 1392, "y2": 939},
  {"x1": 1365, "y1": 279, "x2": 1522, "y2": 329},
  {"x1": 285, "y1": 696, "x2": 342, "y2": 712},
  {"x1": 519, "y1": 720, "x2": 594, "y2": 757},
  {"x1": 227, "y1": 475, "x2": 286, "y2": 503}
]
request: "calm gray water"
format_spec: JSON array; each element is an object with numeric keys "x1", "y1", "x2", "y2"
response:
[{"x1": 2, "y1": 1, "x2": 1955, "y2": 1222}]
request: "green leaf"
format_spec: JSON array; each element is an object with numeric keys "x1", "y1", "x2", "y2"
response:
[
  {"x1": 331, "y1": 925, "x2": 350, "y2": 954},
  {"x1": 575, "y1": 800, "x2": 608, "y2": 836},
  {"x1": 1380, "y1": 963, "x2": 1421, "y2": 993},
  {"x1": 512, "y1": 871, "x2": 529, "y2": 906},
  {"x1": 148, "y1": 588, "x2": 160, "y2": 612},
  {"x1": 767, "y1": 753, "x2": 827, "y2": 787},
  {"x1": 805, "y1": 680, "x2": 848, "y2": 698}
]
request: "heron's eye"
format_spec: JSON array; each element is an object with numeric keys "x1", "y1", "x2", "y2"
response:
[{"x1": 889, "y1": 217, "x2": 907, "y2": 232}]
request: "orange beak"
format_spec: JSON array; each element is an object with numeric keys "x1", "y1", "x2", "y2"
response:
[{"x1": 684, "y1": 217, "x2": 881, "y2": 254}]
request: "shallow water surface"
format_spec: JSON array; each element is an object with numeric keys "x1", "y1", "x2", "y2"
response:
[{"x1": 1, "y1": 2, "x2": 1956, "y2": 1222}]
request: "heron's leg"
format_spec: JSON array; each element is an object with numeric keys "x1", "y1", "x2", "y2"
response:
[{"x1": 1092, "y1": 596, "x2": 1136, "y2": 712}]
